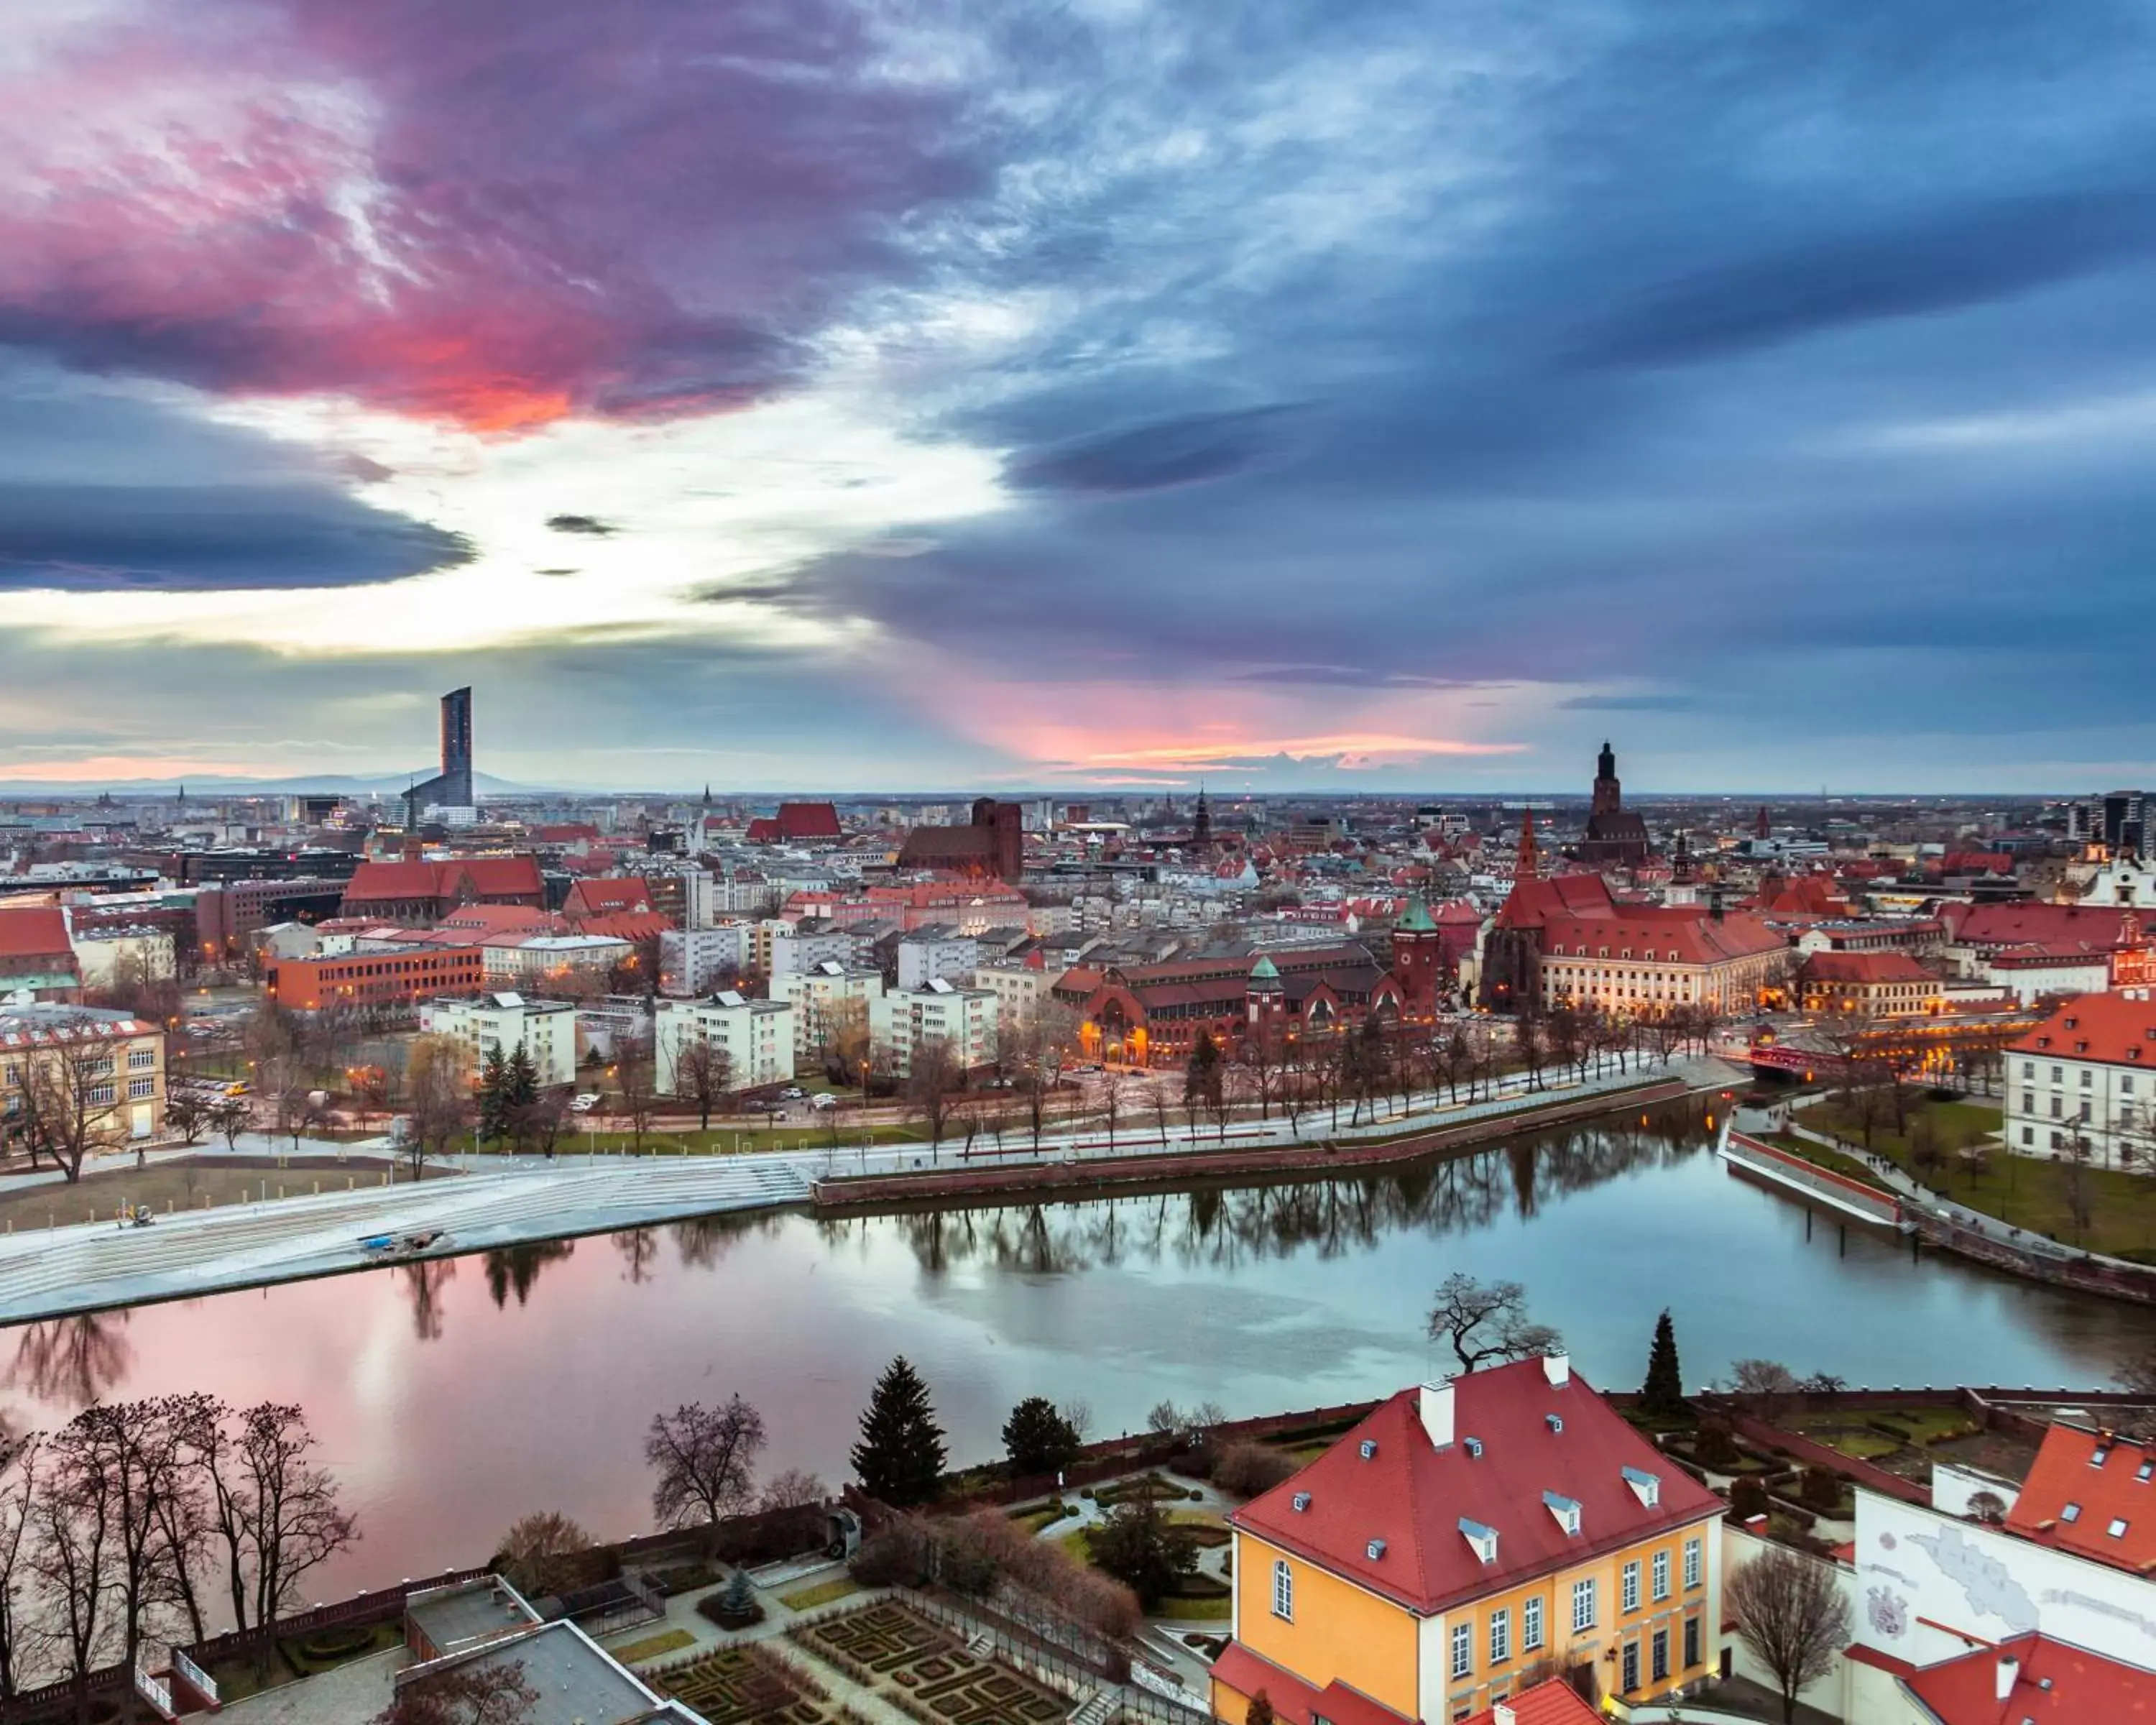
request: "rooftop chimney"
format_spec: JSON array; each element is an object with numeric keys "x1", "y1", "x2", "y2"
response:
[
  {"x1": 1542, "y1": 1352, "x2": 1571, "y2": 1389},
  {"x1": 1419, "y1": 1379, "x2": 1455, "y2": 1449},
  {"x1": 1493, "y1": 1707, "x2": 1516, "y2": 1725},
  {"x1": 1996, "y1": 1656, "x2": 2019, "y2": 1702}
]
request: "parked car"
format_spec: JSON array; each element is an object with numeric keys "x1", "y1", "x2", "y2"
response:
[
  {"x1": 568, "y1": 1092, "x2": 601, "y2": 1113},
  {"x1": 744, "y1": 1098, "x2": 784, "y2": 1114},
  {"x1": 779, "y1": 1086, "x2": 806, "y2": 1100},
  {"x1": 811, "y1": 1093, "x2": 837, "y2": 1109}
]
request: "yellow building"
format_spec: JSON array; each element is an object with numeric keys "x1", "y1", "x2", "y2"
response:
[
  {"x1": 1213, "y1": 1357, "x2": 1725, "y2": 1724},
  {"x1": 0, "y1": 1004, "x2": 167, "y2": 1151}
]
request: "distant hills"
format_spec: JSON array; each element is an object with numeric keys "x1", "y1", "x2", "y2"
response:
[{"x1": 0, "y1": 770, "x2": 536, "y2": 798}]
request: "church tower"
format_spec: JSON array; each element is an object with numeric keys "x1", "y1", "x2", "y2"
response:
[
  {"x1": 1192, "y1": 785, "x2": 1213, "y2": 855},
  {"x1": 1516, "y1": 806, "x2": 1540, "y2": 882},
  {"x1": 1591, "y1": 740, "x2": 1622, "y2": 819}
]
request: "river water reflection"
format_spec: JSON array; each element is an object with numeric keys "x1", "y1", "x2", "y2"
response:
[{"x1": 0, "y1": 1101, "x2": 2140, "y2": 1596}]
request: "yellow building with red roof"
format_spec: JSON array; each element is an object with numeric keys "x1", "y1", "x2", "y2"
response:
[{"x1": 1212, "y1": 1356, "x2": 1724, "y2": 1724}]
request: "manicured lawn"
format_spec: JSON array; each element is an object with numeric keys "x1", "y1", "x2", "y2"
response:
[
  {"x1": 778, "y1": 1576, "x2": 862, "y2": 1613},
  {"x1": 1798, "y1": 1097, "x2": 2156, "y2": 1256},
  {"x1": 608, "y1": 1627, "x2": 696, "y2": 1664},
  {"x1": 1007, "y1": 1502, "x2": 1072, "y2": 1535},
  {"x1": 0, "y1": 1156, "x2": 425, "y2": 1228},
  {"x1": 1875, "y1": 1407, "x2": 1978, "y2": 1445},
  {"x1": 1056, "y1": 1527, "x2": 1095, "y2": 1564},
  {"x1": 1156, "y1": 1589, "x2": 1233, "y2": 1622},
  {"x1": 1756, "y1": 1133, "x2": 1894, "y2": 1192},
  {"x1": 1805, "y1": 1428, "x2": 1902, "y2": 1462}
]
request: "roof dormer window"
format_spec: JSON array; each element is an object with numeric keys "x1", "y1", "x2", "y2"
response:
[
  {"x1": 1544, "y1": 1491, "x2": 1582, "y2": 1537},
  {"x1": 1457, "y1": 1519, "x2": 1496, "y2": 1564},
  {"x1": 1292, "y1": 1491, "x2": 1312, "y2": 1513},
  {"x1": 1623, "y1": 1466, "x2": 1661, "y2": 1509}
]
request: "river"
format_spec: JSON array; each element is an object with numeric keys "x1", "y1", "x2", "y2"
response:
[{"x1": 0, "y1": 1100, "x2": 2140, "y2": 1599}]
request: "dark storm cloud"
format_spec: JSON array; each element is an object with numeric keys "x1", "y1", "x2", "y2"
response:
[
  {"x1": 1007, "y1": 407, "x2": 1302, "y2": 494},
  {"x1": 0, "y1": 485, "x2": 472, "y2": 590},
  {"x1": 0, "y1": 351, "x2": 471, "y2": 591},
  {"x1": 1569, "y1": 188, "x2": 2156, "y2": 370}
]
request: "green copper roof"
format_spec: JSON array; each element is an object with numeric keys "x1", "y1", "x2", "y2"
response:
[
  {"x1": 1396, "y1": 898, "x2": 1437, "y2": 932},
  {"x1": 1249, "y1": 954, "x2": 1281, "y2": 979}
]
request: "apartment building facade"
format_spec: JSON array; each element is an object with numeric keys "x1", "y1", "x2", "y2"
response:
[{"x1": 2005, "y1": 990, "x2": 2156, "y2": 1168}]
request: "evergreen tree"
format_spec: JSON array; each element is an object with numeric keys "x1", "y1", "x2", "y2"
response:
[
  {"x1": 1641, "y1": 1307, "x2": 1685, "y2": 1418},
  {"x1": 476, "y1": 1044, "x2": 511, "y2": 1142},
  {"x1": 503, "y1": 1044, "x2": 540, "y2": 1144},
  {"x1": 1184, "y1": 1029, "x2": 1224, "y2": 1132},
  {"x1": 1002, "y1": 1396, "x2": 1082, "y2": 1478},
  {"x1": 851, "y1": 1356, "x2": 948, "y2": 1507}
]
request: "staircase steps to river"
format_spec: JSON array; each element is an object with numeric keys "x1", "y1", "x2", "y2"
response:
[{"x1": 0, "y1": 1159, "x2": 814, "y2": 1321}]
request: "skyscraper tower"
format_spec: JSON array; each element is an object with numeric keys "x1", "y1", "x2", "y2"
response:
[{"x1": 404, "y1": 686, "x2": 475, "y2": 829}]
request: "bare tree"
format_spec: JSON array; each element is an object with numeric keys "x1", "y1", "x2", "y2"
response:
[
  {"x1": 1425, "y1": 1273, "x2": 1562, "y2": 1374},
  {"x1": 2114, "y1": 1346, "x2": 2156, "y2": 1441},
  {"x1": 374, "y1": 1658, "x2": 538, "y2": 1725},
  {"x1": 756, "y1": 1469, "x2": 827, "y2": 1511},
  {"x1": 614, "y1": 1034, "x2": 658, "y2": 1151},
  {"x1": 494, "y1": 1511, "x2": 594, "y2": 1599},
  {"x1": 1728, "y1": 1358, "x2": 1802, "y2": 1427},
  {"x1": 188, "y1": 1399, "x2": 361, "y2": 1678},
  {"x1": 1726, "y1": 1546, "x2": 1851, "y2": 1724},
  {"x1": 32, "y1": 1414, "x2": 119, "y2": 1721},
  {"x1": 405, "y1": 1033, "x2": 472, "y2": 1180},
  {"x1": 0, "y1": 1435, "x2": 39, "y2": 1703},
  {"x1": 645, "y1": 1397, "x2": 767, "y2": 1540},
  {"x1": 162, "y1": 1090, "x2": 213, "y2": 1148},
  {"x1": 906, "y1": 1036, "x2": 962, "y2": 1151},
  {"x1": 1101, "y1": 1073, "x2": 1125, "y2": 1152},
  {"x1": 670, "y1": 1035, "x2": 732, "y2": 1131},
  {"x1": 17, "y1": 1041, "x2": 132, "y2": 1184}
]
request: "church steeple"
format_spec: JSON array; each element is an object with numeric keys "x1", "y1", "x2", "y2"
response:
[
  {"x1": 1192, "y1": 784, "x2": 1212, "y2": 855},
  {"x1": 1516, "y1": 806, "x2": 1540, "y2": 881},
  {"x1": 1591, "y1": 740, "x2": 1622, "y2": 819}
]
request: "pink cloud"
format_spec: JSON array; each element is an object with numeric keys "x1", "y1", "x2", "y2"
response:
[{"x1": 0, "y1": 1, "x2": 985, "y2": 430}]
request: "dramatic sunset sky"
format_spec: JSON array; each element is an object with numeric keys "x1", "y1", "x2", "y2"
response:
[{"x1": 4, "y1": 1, "x2": 2155, "y2": 793}]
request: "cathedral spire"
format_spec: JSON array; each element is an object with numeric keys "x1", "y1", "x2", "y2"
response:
[{"x1": 1516, "y1": 806, "x2": 1539, "y2": 881}]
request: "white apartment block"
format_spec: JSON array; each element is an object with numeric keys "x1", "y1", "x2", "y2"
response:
[
  {"x1": 484, "y1": 934, "x2": 632, "y2": 985},
  {"x1": 418, "y1": 993, "x2": 578, "y2": 1090},
  {"x1": 70, "y1": 926, "x2": 177, "y2": 988},
  {"x1": 768, "y1": 921, "x2": 856, "y2": 981},
  {"x1": 659, "y1": 924, "x2": 748, "y2": 996},
  {"x1": 869, "y1": 978, "x2": 995, "y2": 1077},
  {"x1": 971, "y1": 961, "x2": 1051, "y2": 1026},
  {"x1": 655, "y1": 992, "x2": 796, "y2": 1092},
  {"x1": 775, "y1": 960, "x2": 885, "y2": 1057},
  {"x1": 896, "y1": 930, "x2": 980, "y2": 990},
  {"x1": 2005, "y1": 990, "x2": 2156, "y2": 1169}
]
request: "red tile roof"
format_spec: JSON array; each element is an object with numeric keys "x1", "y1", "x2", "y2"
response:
[
  {"x1": 574, "y1": 910, "x2": 674, "y2": 942},
  {"x1": 1944, "y1": 901, "x2": 2147, "y2": 952},
  {"x1": 1539, "y1": 906, "x2": 1787, "y2": 966},
  {"x1": 2003, "y1": 1422, "x2": 2156, "y2": 1573},
  {"x1": 1901, "y1": 1632, "x2": 2156, "y2": 1722},
  {"x1": 774, "y1": 801, "x2": 842, "y2": 840},
  {"x1": 344, "y1": 856, "x2": 544, "y2": 906},
  {"x1": 1459, "y1": 1680, "x2": 1602, "y2": 1725},
  {"x1": 1209, "y1": 1643, "x2": 1411, "y2": 1725},
  {"x1": 1230, "y1": 1360, "x2": 1722, "y2": 1617},
  {"x1": 2010, "y1": 993, "x2": 2156, "y2": 1070},
  {"x1": 565, "y1": 877, "x2": 655, "y2": 917},
  {"x1": 1800, "y1": 951, "x2": 1934, "y2": 985},
  {"x1": 0, "y1": 905, "x2": 73, "y2": 961},
  {"x1": 1494, "y1": 871, "x2": 1619, "y2": 930}
]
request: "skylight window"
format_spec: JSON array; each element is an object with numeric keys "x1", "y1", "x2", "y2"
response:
[
  {"x1": 2061, "y1": 1502, "x2": 2082, "y2": 1523},
  {"x1": 2109, "y1": 1518, "x2": 2129, "y2": 1538}
]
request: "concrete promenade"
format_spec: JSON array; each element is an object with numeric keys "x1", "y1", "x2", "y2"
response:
[{"x1": 0, "y1": 1056, "x2": 1738, "y2": 1324}]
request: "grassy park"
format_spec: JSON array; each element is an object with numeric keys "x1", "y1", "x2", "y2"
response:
[
  {"x1": 1796, "y1": 1095, "x2": 2156, "y2": 1259},
  {"x1": 0, "y1": 1155, "x2": 431, "y2": 1229}
]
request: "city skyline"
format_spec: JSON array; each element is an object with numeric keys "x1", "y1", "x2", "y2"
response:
[{"x1": 7, "y1": 3, "x2": 2156, "y2": 792}]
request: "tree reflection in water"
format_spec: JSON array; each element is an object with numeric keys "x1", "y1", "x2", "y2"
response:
[
  {"x1": 671, "y1": 1211, "x2": 781, "y2": 1271},
  {"x1": 5, "y1": 1312, "x2": 134, "y2": 1407},
  {"x1": 613, "y1": 1228, "x2": 660, "y2": 1284},
  {"x1": 401, "y1": 1258, "x2": 459, "y2": 1340},
  {"x1": 819, "y1": 1104, "x2": 1710, "y2": 1280},
  {"x1": 483, "y1": 1241, "x2": 576, "y2": 1308}
]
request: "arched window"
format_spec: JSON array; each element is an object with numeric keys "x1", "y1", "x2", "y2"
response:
[{"x1": 1272, "y1": 1558, "x2": 1294, "y2": 1621}]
